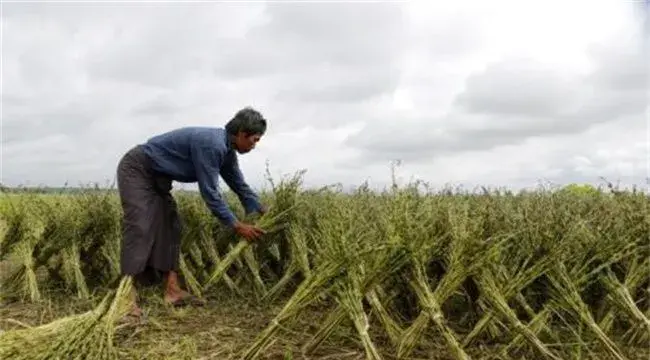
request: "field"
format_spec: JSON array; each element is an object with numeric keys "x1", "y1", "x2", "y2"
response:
[{"x1": 0, "y1": 172, "x2": 648, "y2": 360}]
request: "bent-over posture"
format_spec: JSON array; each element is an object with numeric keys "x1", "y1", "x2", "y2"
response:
[{"x1": 116, "y1": 107, "x2": 267, "y2": 316}]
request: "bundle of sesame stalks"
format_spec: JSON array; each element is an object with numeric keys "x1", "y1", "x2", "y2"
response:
[
  {"x1": 202, "y1": 204, "x2": 298, "y2": 293},
  {"x1": 0, "y1": 276, "x2": 134, "y2": 360}
]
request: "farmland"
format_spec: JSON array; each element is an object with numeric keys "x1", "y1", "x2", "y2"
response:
[{"x1": 0, "y1": 172, "x2": 648, "y2": 359}]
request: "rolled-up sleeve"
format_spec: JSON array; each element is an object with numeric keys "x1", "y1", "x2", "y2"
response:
[
  {"x1": 220, "y1": 154, "x2": 262, "y2": 215},
  {"x1": 191, "y1": 144, "x2": 238, "y2": 227}
]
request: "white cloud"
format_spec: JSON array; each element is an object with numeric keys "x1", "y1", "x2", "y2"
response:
[{"x1": 1, "y1": 0, "x2": 647, "y2": 192}]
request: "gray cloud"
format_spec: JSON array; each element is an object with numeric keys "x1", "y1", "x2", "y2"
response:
[
  {"x1": 453, "y1": 59, "x2": 583, "y2": 118},
  {"x1": 1, "y1": 2, "x2": 408, "y2": 187},
  {"x1": 345, "y1": 34, "x2": 648, "y2": 165},
  {"x1": 379, "y1": 118, "x2": 649, "y2": 192},
  {"x1": 586, "y1": 42, "x2": 648, "y2": 92},
  {"x1": 131, "y1": 94, "x2": 188, "y2": 118},
  {"x1": 215, "y1": 3, "x2": 405, "y2": 74},
  {"x1": 273, "y1": 64, "x2": 401, "y2": 104},
  {"x1": 1, "y1": 1, "x2": 645, "y2": 191},
  {"x1": 214, "y1": 3, "x2": 407, "y2": 106}
]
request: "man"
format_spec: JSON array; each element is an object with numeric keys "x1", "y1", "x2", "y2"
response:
[{"x1": 116, "y1": 107, "x2": 267, "y2": 317}]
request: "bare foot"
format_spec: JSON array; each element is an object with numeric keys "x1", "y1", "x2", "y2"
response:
[
  {"x1": 163, "y1": 271, "x2": 206, "y2": 307},
  {"x1": 164, "y1": 289, "x2": 189, "y2": 304},
  {"x1": 164, "y1": 289, "x2": 205, "y2": 307}
]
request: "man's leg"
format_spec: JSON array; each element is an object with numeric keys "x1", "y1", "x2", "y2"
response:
[
  {"x1": 147, "y1": 184, "x2": 205, "y2": 306},
  {"x1": 163, "y1": 271, "x2": 192, "y2": 304},
  {"x1": 117, "y1": 146, "x2": 160, "y2": 318}
]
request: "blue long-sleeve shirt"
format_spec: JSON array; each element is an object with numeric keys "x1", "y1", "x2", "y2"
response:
[{"x1": 140, "y1": 126, "x2": 263, "y2": 228}]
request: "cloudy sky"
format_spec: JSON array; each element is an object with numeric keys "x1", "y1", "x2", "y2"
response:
[{"x1": 1, "y1": 0, "x2": 648, "y2": 192}]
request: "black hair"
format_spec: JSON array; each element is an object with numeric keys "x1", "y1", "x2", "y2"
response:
[{"x1": 225, "y1": 107, "x2": 267, "y2": 136}]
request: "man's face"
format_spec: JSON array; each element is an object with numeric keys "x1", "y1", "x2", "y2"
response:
[{"x1": 234, "y1": 132, "x2": 262, "y2": 154}]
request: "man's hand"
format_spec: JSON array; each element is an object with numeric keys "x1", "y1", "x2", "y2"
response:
[{"x1": 233, "y1": 221, "x2": 266, "y2": 241}]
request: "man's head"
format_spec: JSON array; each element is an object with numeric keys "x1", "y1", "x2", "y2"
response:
[{"x1": 225, "y1": 107, "x2": 267, "y2": 154}]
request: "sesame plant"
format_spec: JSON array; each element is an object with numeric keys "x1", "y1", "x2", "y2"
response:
[{"x1": 0, "y1": 174, "x2": 648, "y2": 359}]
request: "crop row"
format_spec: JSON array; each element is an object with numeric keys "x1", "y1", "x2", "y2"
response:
[{"x1": 0, "y1": 174, "x2": 648, "y2": 359}]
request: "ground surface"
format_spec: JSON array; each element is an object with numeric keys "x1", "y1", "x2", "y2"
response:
[
  {"x1": 3, "y1": 291, "x2": 649, "y2": 360},
  {"x1": 0, "y1": 289, "x2": 372, "y2": 360},
  {"x1": 2, "y1": 271, "x2": 649, "y2": 359}
]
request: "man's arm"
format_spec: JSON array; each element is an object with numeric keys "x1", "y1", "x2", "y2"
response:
[
  {"x1": 220, "y1": 154, "x2": 263, "y2": 215},
  {"x1": 191, "y1": 144, "x2": 239, "y2": 228}
]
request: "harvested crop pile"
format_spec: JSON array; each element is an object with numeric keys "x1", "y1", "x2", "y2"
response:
[
  {"x1": 0, "y1": 173, "x2": 649, "y2": 360},
  {"x1": 0, "y1": 276, "x2": 134, "y2": 360}
]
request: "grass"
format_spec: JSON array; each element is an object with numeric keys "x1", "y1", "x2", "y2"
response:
[{"x1": 0, "y1": 171, "x2": 649, "y2": 359}]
